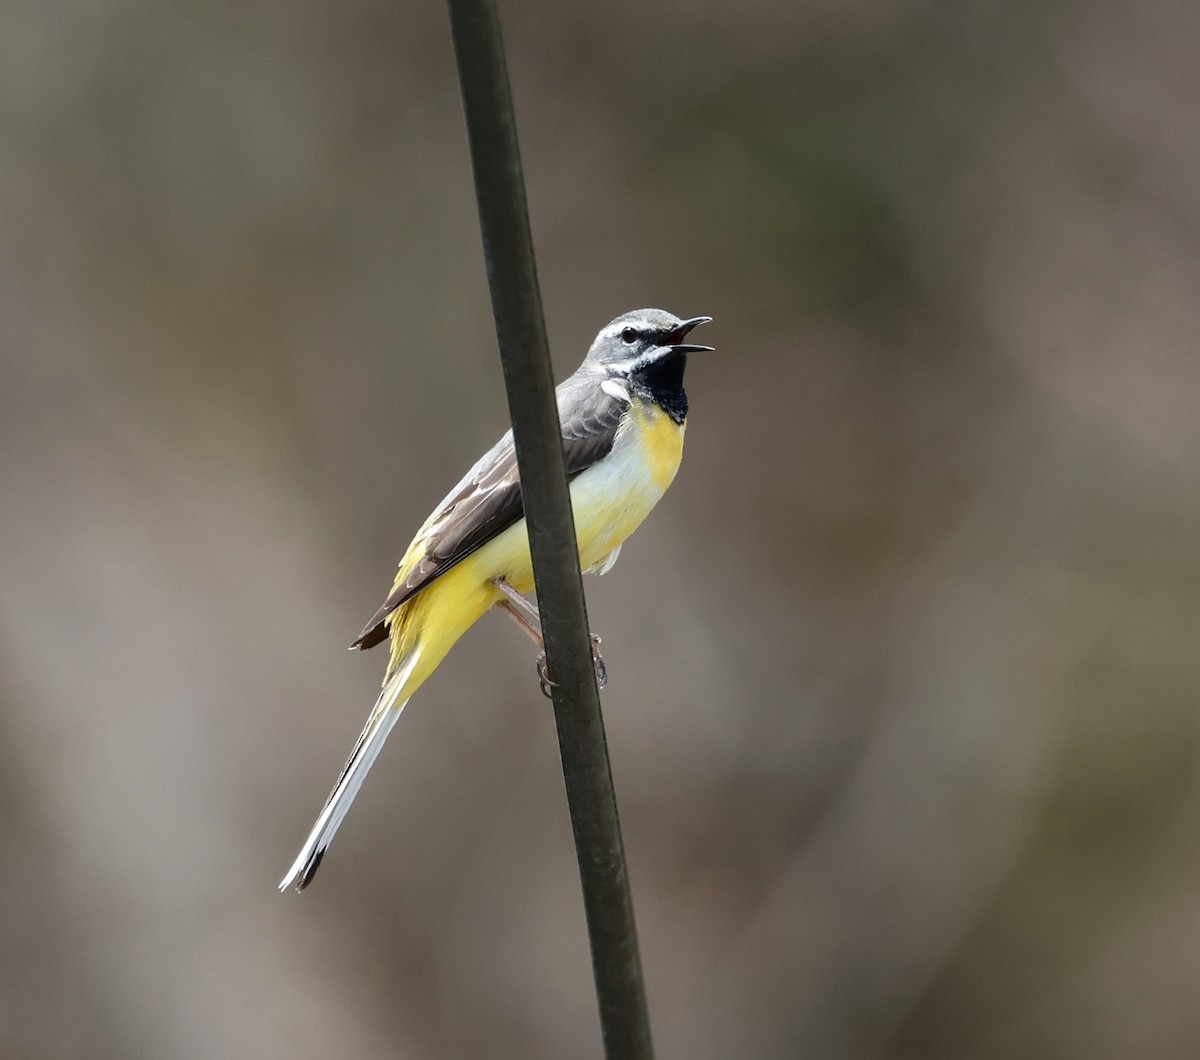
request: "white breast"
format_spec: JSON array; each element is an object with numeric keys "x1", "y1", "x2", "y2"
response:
[
  {"x1": 473, "y1": 405, "x2": 683, "y2": 589},
  {"x1": 567, "y1": 412, "x2": 677, "y2": 574}
]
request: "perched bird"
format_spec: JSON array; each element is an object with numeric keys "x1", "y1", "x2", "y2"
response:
[{"x1": 280, "y1": 309, "x2": 713, "y2": 891}]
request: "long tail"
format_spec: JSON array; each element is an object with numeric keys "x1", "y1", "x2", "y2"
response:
[{"x1": 278, "y1": 644, "x2": 423, "y2": 892}]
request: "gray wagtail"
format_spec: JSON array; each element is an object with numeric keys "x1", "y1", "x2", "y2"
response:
[{"x1": 280, "y1": 309, "x2": 713, "y2": 891}]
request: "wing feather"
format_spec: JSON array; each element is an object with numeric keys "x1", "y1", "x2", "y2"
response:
[{"x1": 352, "y1": 378, "x2": 627, "y2": 650}]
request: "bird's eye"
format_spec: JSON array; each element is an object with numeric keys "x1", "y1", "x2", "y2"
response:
[{"x1": 620, "y1": 327, "x2": 638, "y2": 345}]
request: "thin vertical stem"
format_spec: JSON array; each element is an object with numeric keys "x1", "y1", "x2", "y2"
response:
[{"x1": 446, "y1": 1, "x2": 654, "y2": 1057}]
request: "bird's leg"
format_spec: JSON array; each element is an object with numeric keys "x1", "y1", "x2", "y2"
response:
[
  {"x1": 492, "y1": 578, "x2": 607, "y2": 697},
  {"x1": 491, "y1": 581, "x2": 555, "y2": 697},
  {"x1": 493, "y1": 578, "x2": 544, "y2": 645}
]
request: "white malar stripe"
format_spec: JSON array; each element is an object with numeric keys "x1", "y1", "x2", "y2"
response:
[
  {"x1": 599, "y1": 357, "x2": 640, "y2": 375},
  {"x1": 278, "y1": 645, "x2": 423, "y2": 892},
  {"x1": 600, "y1": 379, "x2": 630, "y2": 403},
  {"x1": 602, "y1": 348, "x2": 670, "y2": 377}
]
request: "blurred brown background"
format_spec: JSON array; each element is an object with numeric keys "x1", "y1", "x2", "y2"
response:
[{"x1": 3, "y1": 1, "x2": 1199, "y2": 1057}]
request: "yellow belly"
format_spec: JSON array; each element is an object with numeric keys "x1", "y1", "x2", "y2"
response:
[
  {"x1": 385, "y1": 400, "x2": 685, "y2": 678},
  {"x1": 469, "y1": 399, "x2": 684, "y2": 594}
]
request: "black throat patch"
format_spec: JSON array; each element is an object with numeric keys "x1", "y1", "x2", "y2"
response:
[{"x1": 631, "y1": 350, "x2": 688, "y2": 424}]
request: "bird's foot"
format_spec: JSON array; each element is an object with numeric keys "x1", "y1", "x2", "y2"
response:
[
  {"x1": 535, "y1": 635, "x2": 607, "y2": 700},
  {"x1": 591, "y1": 635, "x2": 608, "y2": 689},
  {"x1": 536, "y1": 652, "x2": 556, "y2": 698}
]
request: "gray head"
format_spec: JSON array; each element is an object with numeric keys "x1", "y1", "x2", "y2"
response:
[
  {"x1": 583, "y1": 309, "x2": 713, "y2": 375},
  {"x1": 581, "y1": 308, "x2": 713, "y2": 424}
]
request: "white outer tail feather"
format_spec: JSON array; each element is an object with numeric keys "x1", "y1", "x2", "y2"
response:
[{"x1": 279, "y1": 646, "x2": 423, "y2": 892}]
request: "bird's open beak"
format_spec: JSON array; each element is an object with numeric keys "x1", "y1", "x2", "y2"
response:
[{"x1": 660, "y1": 315, "x2": 714, "y2": 354}]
